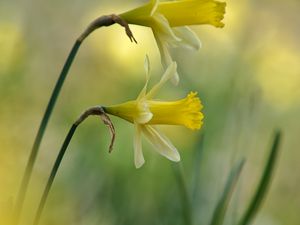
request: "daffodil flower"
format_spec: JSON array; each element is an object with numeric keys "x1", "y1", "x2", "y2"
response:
[
  {"x1": 120, "y1": 0, "x2": 226, "y2": 85},
  {"x1": 104, "y1": 57, "x2": 203, "y2": 168}
]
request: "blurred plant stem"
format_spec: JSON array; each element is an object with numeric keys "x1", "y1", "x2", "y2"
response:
[
  {"x1": 191, "y1": 134, "x2": 204, "y2": 206},
  {"x1": 32, "y1": 106, "x2": 114, "y2": 225},
  {"x1": 13, "y1": 14, "x2": 136, "y2": 225},
  {"x1": 238, "y1": 130, "x2": 282, "y2": 225},
  {"x1": 172, "y1": 163, "x2": 193, "y2": 225},
  {"x1": 209, "y1": 159, "x2": 245, "y2": 225}
]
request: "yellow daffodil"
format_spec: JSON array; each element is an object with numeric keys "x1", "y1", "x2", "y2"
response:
[
  {"x1": 104, "y1": 57, "x2": 203, "y2": 168},
  {"x1": 120, "y1": 0, "x2": 226, "y2": 85}
]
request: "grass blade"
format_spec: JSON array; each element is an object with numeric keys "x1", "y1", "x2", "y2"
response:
[
  {"x1": 238, "y1": 130, "x2": 282, "y2": 225},
  {"x1": 209, "y1": 159, "x2": 245, "y2": 225}
]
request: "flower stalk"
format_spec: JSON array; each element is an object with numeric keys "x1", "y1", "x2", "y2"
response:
[
  {"x1": 13, "y1": 40, "x2": 82, "y2": 225},
  {"x1": 32, "y1": 106, "x2": 115, "y2": 225},
  {"x1": 14, "y1": 15, "x2": 135, "y2": 225}
]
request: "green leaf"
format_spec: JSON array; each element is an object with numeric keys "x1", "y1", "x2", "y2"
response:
[
  {"x1": 209, "y1": 159, "x2": 245, "y2": 225},
  {"x1": 238, "y1": 130, "x2": 282, "y2": 225}
]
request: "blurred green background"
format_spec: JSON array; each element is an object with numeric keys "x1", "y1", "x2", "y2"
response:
[{"x1": 1, "y1": 0, "x2": 300, "y2": 224}]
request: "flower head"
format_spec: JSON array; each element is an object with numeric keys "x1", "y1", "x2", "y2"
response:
[
  {"x1": 104, "y1": 57, "x2": 204, "y2": 168},
  {"x1": 120, "y1": 0, "x2": 226, "y2": 85}
]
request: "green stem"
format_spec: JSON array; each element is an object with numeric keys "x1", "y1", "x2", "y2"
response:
[
  {"x1": 32, "y1": 124, "x2": 78, "y2": 225},
  {"x1": 13, "y1": 40, "x2": 82, "y2": 225},
  {"x1": 13, "y1": 14, "x2": 135, "y2": 225},
  {"x1": 238, "y1": 130, "x2": 281, "y2": 225},
  {"x1": 32, "y1": 106, "x2": 111, "y2": 225},
  {"x1": 172, "y1": 164, "x2": 193, "y2": 225}
]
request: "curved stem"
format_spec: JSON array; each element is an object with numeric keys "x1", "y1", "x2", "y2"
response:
[
  {"x1": 13, "y1": 40, "x2": 82, "y2": 225},
  {"x1": 14, "y1": 14, "x2": 135, "y2": 225},
  {"x1": 32, "y1": 106, "x2": 114, "y2": 225},
  {"x1": 32, "y1": 124, "x2": 78, "y2": 225}
]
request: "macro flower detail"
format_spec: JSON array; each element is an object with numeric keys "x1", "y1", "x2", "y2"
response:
[
  {"x1": 120, "y1": 0, "x2": 226, "y2": 85},
  {"x1": 104, "y1": 57, "x2": 203, "y2": 168}
]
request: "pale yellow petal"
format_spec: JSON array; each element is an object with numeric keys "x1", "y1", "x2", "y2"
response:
[
  {"x1": 135, "y1": 101, "x2": 153, "y2": 124},
  {"x1": 141, "y1": 125, "x2": 180, "y2": 162},
  {"x1": 152, "y1": 13, "x2": 181, "y2": 46},
  {"x1": 173, "y1": 26, "x2": 202, "y2": 50},
  {"x1": 134, "y1": 123, "x2": 145, "y2": 168},
  {"x1": 153, "y1": 32, "x2": 180, "y2": 85},
  {"x1": 137, "y1": 55, "x2": 151, "y2": 100},
  {"x1": 153, "y1": 32, "x2": 170, "y2": 69},
  {"x1": 146, "y1": 62, "x2": 177, "y2": 99},
  {"x1": 144, "y1": 54, "x2": 151, "y2": 78},
  {"x1": 150, "y1": 0, "x2": 159, "y2": 16}
]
